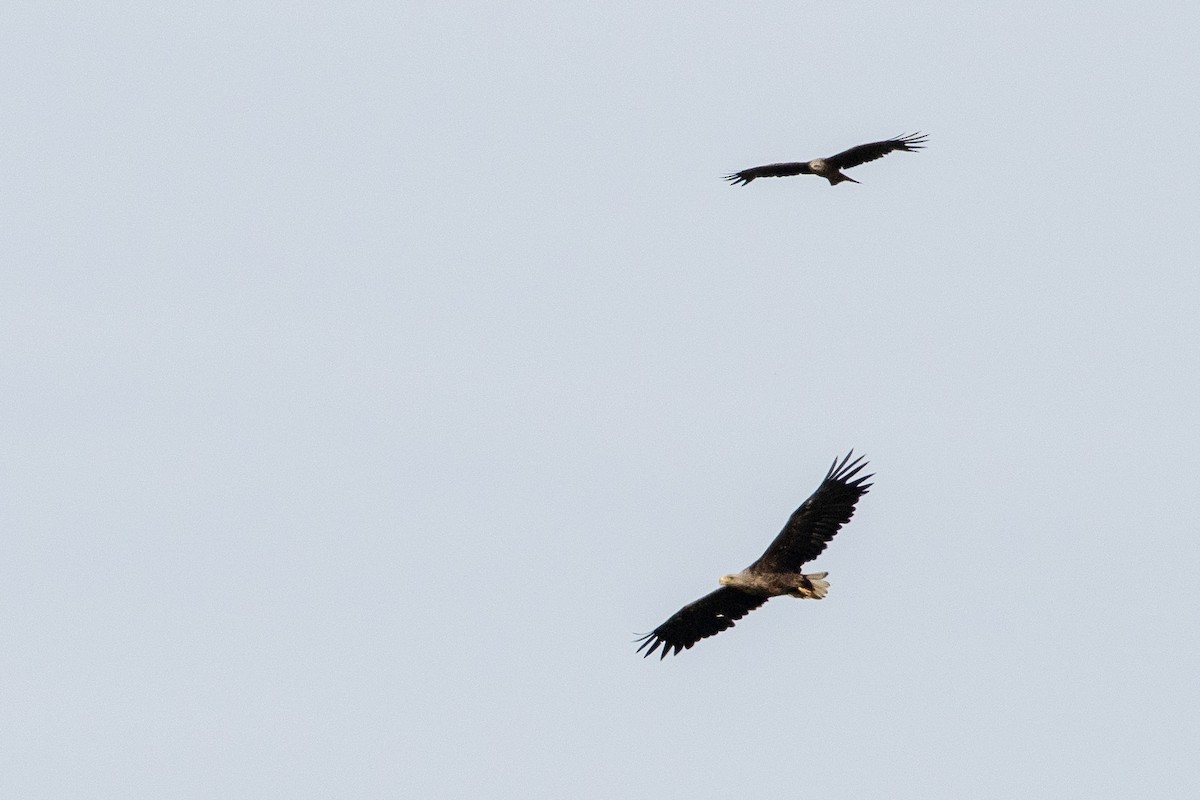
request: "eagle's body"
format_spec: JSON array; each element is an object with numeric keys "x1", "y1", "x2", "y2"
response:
[
  {"x1": 719, "y1": 568, "x2": 830, "y2": 599},
  {"x1": 725, "y1": 133, "x2": 927, "y2": 187},
  {"x1": 636, "y1": 452, "x2": 872, "y2": 659}
]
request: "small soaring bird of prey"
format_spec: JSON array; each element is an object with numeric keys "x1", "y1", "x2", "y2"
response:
[
  {"x1": 637, "y1": 452, "x2": 872, "y2": 659},
  {"x1": 724, "y1": 133, "x2": 927, "y2": 187}
]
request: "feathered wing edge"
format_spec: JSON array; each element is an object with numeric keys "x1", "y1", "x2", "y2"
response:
[
  {"x1": 636, "y1": 586, "x2": 770, "y2": 659},
  {"x1": 748, "y1": 451, "x2": 873, "y2": 575},
  {"x1": 826, "y1": 132, "x2": 928, "y2": 170},
  {"x1": 723, "y1": 161, "x2": 813, "y2": 186}
]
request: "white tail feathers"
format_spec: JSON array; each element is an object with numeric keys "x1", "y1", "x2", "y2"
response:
[{"x1": 791, "y1": 572, "x2": 829, "y2": 599}]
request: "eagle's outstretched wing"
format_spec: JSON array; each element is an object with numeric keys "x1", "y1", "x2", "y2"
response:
[
  {"x1": 826, "y1": 133, "x2": 927, "y2": 171},
  {"x1": 747, "y1": 451, "x2": 872, "y2": 575},
  {"x1": 723, "y1": 161, "x2": 813, "y2": 186},
  {"x1": 636, "y1": 586, "x2": 770, "y2": 659}
]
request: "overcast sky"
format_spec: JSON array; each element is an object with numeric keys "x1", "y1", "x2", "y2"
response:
[{"x1": 5, "y1": 3, "x2": 1200, "y2": 798}]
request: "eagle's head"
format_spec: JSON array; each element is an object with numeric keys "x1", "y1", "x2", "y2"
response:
[
  {"x1": 808, "y1": 158, "x2": 827, "y2": 173},
  {"x1": 719, "y1": 574, "x2": 737, "y2": 586}
]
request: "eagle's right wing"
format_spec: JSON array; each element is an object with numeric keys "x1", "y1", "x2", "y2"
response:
[
  {"x1": 636, "y1": 587, "x2": 769, "y2": 658},
  {"x1": 723, "y1": 161, "x2": 812, "y2": 186}
]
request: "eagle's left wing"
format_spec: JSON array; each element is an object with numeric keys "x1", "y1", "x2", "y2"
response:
[
  {"x1": 826, "y1": 133, "x2": 927, "y2": 170},
  {"x1": 748, "y1": 451, "x2": 872, "y2": 575},
  {"x1": 636, "y1": 586, "x2": 769, "y2": 658}
]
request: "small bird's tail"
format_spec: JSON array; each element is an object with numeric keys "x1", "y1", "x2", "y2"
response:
[{"x1": 791, "y1": 572, "x2": 829, "y2": 599}]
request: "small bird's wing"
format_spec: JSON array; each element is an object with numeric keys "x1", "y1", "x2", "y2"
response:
[
  {"x1": 748, "y1": 451, "x2": 872, "y2": 575},
  {"x1": 723, "y1": 161, "x2": 813, "y2": 186},
  {"x1": 636, "y1": 586, "x2": 770, "y2": 658},
  {"x1": 825, "y1": 133, "x2": 927, "y2": 170}
]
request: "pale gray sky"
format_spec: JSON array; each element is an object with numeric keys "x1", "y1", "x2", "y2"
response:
[{"x1": 4, "y1": 3, "x2": 1200, "y2": 798}]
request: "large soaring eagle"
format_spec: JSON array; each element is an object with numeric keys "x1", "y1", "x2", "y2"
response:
[
  {"x1": 724, "y1": 133, "x2": 927, "y2": 187},
  {"x1": 637, "y1": 452, "x2": 872, "y2": 659}
]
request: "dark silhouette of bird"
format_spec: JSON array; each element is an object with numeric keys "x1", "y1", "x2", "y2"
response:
[
  {"x1": 637, "y1": 452, "x2": 872, "y2": 659},
  {"x1": 725, "y1": 133, "x2": 927, "y2": 187}
]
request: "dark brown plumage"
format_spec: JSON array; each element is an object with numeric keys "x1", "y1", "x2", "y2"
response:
[
  {"x1": 725, "y1": 133, "x2": 927, "y2": 187},
  {"x1": 636, "y1": 452, "x2": 872, "y2": 659}
]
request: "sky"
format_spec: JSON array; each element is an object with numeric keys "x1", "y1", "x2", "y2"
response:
[{"x1": 4, "y1": 2, "x2": 1200, "y2": 798}]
